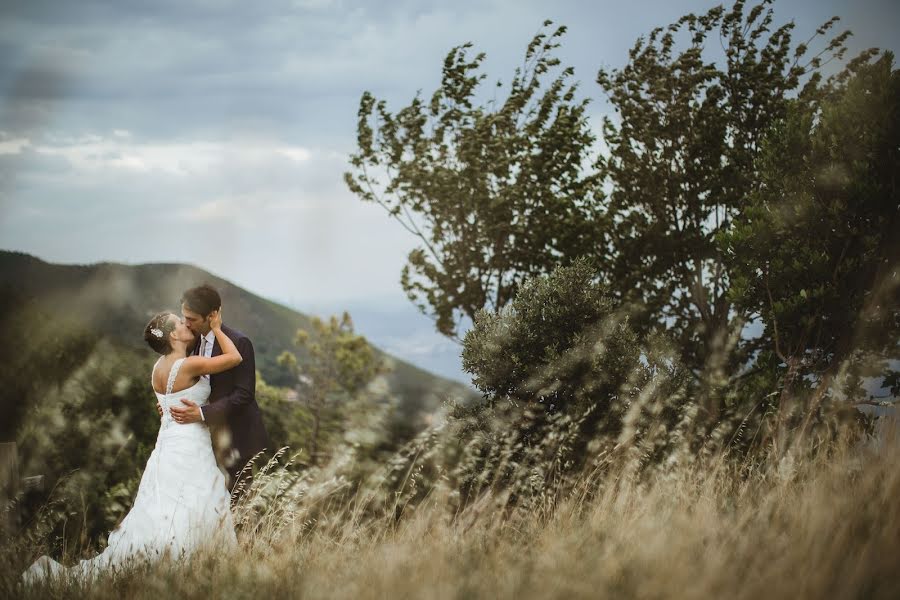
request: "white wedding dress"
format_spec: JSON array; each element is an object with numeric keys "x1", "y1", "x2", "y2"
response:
[{"x1": 23, "y1": 358, "x2": 237, "y2": 583}]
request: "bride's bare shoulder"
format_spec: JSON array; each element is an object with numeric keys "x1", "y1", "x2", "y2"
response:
[
  {"x1": 150, "y1": 357, "x2": 169, "y2": 392},
  {"x1": 180, "y1": 355, "x2": 203, "y2": 374}
]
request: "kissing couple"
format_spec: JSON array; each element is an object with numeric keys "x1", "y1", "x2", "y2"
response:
[{"x1": 24, "y1": 284, "x2": 271, "y2": 582}]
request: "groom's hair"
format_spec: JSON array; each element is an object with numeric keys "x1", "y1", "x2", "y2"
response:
[{"x1": 181, "y1": 284, "x2": 221, "y2": 317}]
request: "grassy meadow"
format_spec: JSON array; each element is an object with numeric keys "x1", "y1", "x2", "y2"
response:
[{"x1": 3, "y1": 411, "x2": 897, "y2": 599}]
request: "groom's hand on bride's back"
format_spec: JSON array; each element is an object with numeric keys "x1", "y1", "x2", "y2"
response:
[
  {"x1": 156, "y1": 401, "x2": 163, "y2": 417},
  {"x1": 170, "y1": 399, "x2": 203, "y2": 424}
]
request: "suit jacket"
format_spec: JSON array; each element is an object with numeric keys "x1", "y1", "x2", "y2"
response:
[{"x1": 196, "y1": 324, "x2": 270, "y2": 484}]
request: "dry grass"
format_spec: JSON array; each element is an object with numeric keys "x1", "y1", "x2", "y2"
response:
[{"x1": 3, "y1": 416, "x2": 898, "y2": 600}]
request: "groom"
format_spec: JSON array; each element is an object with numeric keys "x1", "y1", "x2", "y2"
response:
[{"x1": 167, "y1": 284, "x2": 271, "y2": 495}]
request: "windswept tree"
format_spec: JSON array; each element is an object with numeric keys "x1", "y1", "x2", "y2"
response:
[
  {"x1": 345, "y1": 23, "x2": 604, "y2": 339},
  {"x1": 595, "y1": 0, "x2": 859, "y2": 400},
  {"x1": 723, "y1": 53, "x2": 899, "y2": 446},
  {"x1": 345, "y1": 1, "x2": 889, "y2": 438}
]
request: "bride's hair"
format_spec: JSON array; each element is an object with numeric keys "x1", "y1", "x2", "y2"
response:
[{"x1": 144, "y1": 311, "x2": 177, "y2": 355}]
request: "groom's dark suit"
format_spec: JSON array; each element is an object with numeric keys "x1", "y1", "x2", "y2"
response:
[{"x1": 196, "y1": 324, "x2": 270, "y2": 492}]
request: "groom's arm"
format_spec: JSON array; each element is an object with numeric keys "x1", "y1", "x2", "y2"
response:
[{"x1": 200, "y1": 335, "x2": 256, "y2": 426}]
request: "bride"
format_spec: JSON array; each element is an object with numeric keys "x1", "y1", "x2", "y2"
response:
[{"x1": 24, "y1": 309, "x2": 240, "y2": 582}]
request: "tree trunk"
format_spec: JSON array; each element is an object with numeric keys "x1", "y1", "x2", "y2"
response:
[
  {"x1": 0, "y1": 442, "x2": 18, "y2": 532},
  {"x1": 773, "y1": 356, "x2": 802, "y2": 458},
  {"x1": 310, "y1": 404, "x2": 321, "y2": 466}
]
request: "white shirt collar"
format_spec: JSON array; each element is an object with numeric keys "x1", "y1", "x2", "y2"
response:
[{"x1": 203, "y1": 330, "x2": 215, "y2": 344}]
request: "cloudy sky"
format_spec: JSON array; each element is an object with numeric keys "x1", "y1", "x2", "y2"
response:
[{"x1": 1, "y1": 0, "x2": 898, "y2": 383}]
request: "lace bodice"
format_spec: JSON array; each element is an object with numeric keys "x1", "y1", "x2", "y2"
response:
[{"x1": 154, "y1": 358, "x2": 211, "y2": 428}]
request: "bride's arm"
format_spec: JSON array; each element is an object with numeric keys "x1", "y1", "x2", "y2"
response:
[
  {"x1": 181, "y1": 309, "x2": 242, "y2": 377},
  {"x1": 170, "y1": 309, "x2": 241, "y2": 425}
]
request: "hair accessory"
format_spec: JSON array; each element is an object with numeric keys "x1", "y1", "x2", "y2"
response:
[{"x1": 151, "y1": 327, "x2": 164, "y2": 338}]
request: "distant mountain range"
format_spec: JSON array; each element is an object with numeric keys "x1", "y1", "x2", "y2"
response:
[{"x1": 0, "y1": 250, "x2": 474, "y2": 422}]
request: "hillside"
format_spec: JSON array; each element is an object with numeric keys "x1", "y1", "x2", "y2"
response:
[{"x1": 0, "y1": 250, "x2": 473, "y2": 427}]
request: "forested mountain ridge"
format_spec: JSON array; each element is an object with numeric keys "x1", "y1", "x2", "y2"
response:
[{"x1": 0, "y1": 250, "x2": 472, "y2": 436}]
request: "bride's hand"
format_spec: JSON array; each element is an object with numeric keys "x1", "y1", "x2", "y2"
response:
[{"x1": 209, "y1": 309, "x2": 223, "y2": 331}]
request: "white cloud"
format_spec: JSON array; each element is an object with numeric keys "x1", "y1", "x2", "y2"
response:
[
  {"x1": 290, "y1": 0, "x2": 337, "y2": 9},
  {"x1": 0, "y1": 126, "x2": 415, "y2": 308},
  {"x1": 278, "y1": 147, "x2": 312, "y2": 162},
  {"x1": 20, "y1": 135, "x2": 313, "y2": 175},
  {"x1": 0, "y1": 136, "x2": 31, "y2": 155},
  {"x1": 180, "y1": 198, "x2": 244, "y2": 223}
]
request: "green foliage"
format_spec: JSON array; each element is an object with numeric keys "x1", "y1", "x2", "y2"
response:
[
  {"x1": 722, "y1": 52, "x2": 900, "y2": 403},
  {"x1": 281, "y1": 312, "x2": 385, "y2": 400},
  {"x1": 450, "y1": 261, "x2": 702, "y2": 510},
  {"x1": 462, "y1": 259, "x2": 641, "y2": 413},
  {"x1": 279, "y1": 312, "x2": 387, "y2": 464},
  {"x1": 346, "y1": 1, "x2": 895, "y2": 438},
  {"x1": 0, "y1": 288, "x2": 100, "y2": 440},
  {"x1": 14, "y1": 340, "x2": 158, "y2": 556},
  {"x1": 345, "y1": 22, "x2": 604, "y2": 338},
  {"x1": 595, "y1": 0, "x2": 860, "y2": 379},
  {"x1": 344, "y1": 2, "x2": 888, "y2": 432},
  {"x1": 256, "y1": 369, "x2": 313, "y2": 454}
]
